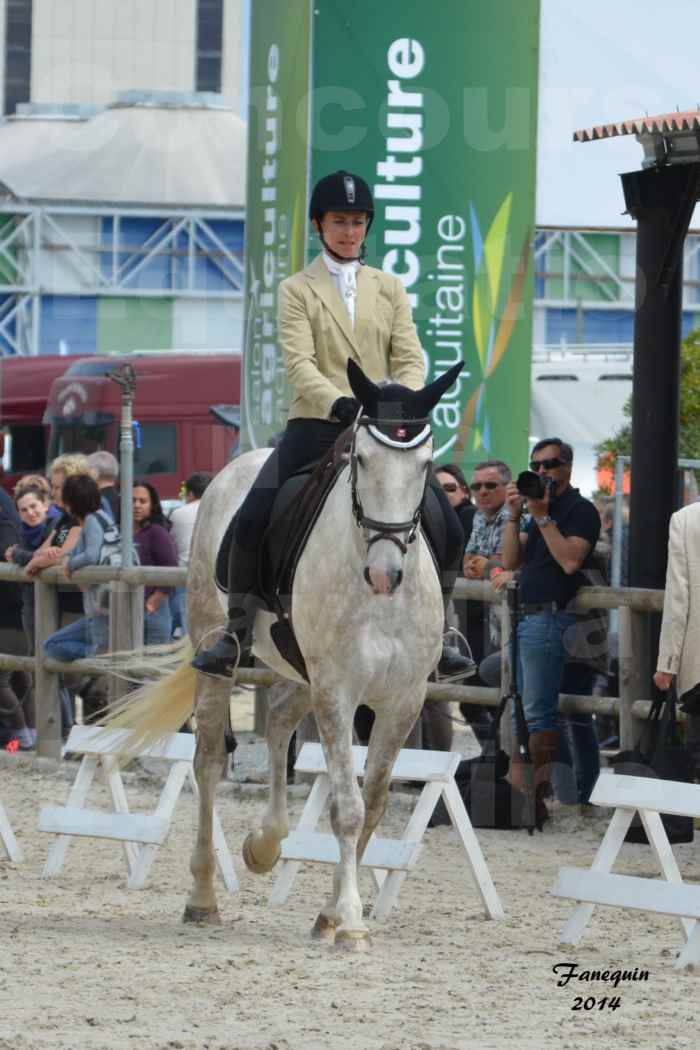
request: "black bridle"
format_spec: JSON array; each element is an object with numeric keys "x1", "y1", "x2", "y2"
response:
[{"x1": 349, "y1": 415, "x2": 432, "y2": 556}]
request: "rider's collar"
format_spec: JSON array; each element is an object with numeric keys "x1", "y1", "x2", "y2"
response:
[{"x1": 322, "y1": 251, "x2": 361, "y2": 275}]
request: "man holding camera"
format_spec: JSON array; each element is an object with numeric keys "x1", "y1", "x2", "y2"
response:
[{"x1": 502, "y1": 437, "x2": 601, "y2": 818}]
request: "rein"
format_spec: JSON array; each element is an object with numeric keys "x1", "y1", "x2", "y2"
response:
[{"x1": 349, "y1": 415, "x2": 432, "y2": 555}]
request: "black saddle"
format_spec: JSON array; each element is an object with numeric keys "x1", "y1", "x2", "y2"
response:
[{"x1": 214, "y1": 470, "x2": 318, "y2": 598}]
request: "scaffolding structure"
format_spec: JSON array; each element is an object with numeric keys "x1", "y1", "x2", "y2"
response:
[{"x1": 0, "y1": 201, "x2": 244, "y2": 355}]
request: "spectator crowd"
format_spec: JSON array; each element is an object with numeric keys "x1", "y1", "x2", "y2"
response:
[
  {"x1": 2, "y1": 432, "x2": 697, "y2": 833},
  {"x1": 0, "y1": 456, "x2": 211, "y2": 752},
  {"x1": 434, "y1": 438, "x2": 621, "y2": 821}
]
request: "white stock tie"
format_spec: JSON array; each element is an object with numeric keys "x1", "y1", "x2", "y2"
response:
[{"x1": 323, "y1": 253, "x2": 360, "y2": 328}]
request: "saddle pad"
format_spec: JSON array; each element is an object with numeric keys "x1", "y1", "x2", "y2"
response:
[
  {"x1": 214, "y1": 472, "x2": 312, "y2": 595},
  {"x1": 261, "y1": 458, "x2": 348, "y2": 609},
  {"x1": 214, "y1": 434, "x2": 350, "y2": 607}
]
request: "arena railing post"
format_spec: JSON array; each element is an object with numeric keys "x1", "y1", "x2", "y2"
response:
[
  {"x1": 618, "y1": 604, "x2": 648, "y2": 750},
  {"x1": 108, "y1": 580, "x2": 145, "y2": 705},
  {"x1": 34, "y1": 576, "x2": 62, "y2": 760}
]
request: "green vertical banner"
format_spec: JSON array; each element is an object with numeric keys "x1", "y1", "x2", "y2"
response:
[
  {"x1": 240, "y1": 0, "x2": 312, "y2": 450},
  {"x1": 310, "y1": 0, "x2": 539, "y2": 472}
]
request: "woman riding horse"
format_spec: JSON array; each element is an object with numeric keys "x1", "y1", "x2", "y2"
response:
[{"x1": 193, "y1": 170, "x2": 472, "y2": 680}]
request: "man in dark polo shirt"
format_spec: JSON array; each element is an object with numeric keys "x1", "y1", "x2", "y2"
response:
[{"x1": 502, "y1": 437, "x2": 601, "y2": 823}]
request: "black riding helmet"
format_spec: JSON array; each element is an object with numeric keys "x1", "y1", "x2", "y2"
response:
[
  {"x1": 309, "y1": 171, "x2": 374, "y2": 262},
  {"x1": 309, "y1": 170, "x2": 374, "y2": 228}
]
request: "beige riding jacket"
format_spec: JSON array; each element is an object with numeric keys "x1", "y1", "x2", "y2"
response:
[
  {"x1": 278, "y1": 254, "x2": 426, "y2": 421},
  {"x1": 657, "y1": 502, "x2": 700, "y2": 696}
]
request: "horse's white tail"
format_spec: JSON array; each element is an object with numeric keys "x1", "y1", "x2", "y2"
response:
[{"x1": 98, "y1": 637, "x2": 198, "y2": 757}]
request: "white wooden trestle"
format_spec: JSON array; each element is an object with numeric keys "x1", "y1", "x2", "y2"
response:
[
  {"x1": 270, "y1": 743, "x2": 504, "y2": 921},
  {"x1": 39, "y1": 725, "x2": 237, "y2": 892},
  {"x1": 552, "y1": 771, "x2": 700, "y2": 968},
  {"x1": 0, "y1": 794, "x2": 23, "y2": 863}
]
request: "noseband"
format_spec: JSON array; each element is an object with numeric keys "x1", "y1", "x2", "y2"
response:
[{"x1": 349, "y1": 416, "x2": 432, "y2": 556}]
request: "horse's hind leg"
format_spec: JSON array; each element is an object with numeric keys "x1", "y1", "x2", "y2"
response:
[
  {"x1": 183, "y1": 676, "x2": 230, "y2": 924},
  {"x1": 243, "y1": 682, "x2": 311, "y2": 873}
]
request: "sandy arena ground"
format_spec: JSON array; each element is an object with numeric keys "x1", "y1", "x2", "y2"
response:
[{"x1": 1, "y1": 695, "x2": 698, "y2": 1050}]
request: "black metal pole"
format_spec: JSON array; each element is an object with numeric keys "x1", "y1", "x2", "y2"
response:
[
  {"x1": 621, "y1": 163, "x2": 700, "y2": 686},
  {"x1": 621, "y1": 164, "x2": 700, "y2": 589},
  {"x1": 109, "y1": 363, "x2": 137, "y2": 566}
]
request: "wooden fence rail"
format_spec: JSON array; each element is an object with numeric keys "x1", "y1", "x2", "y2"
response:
[{"x1": 0, "y1": 564, "x2": 662, "y2": 759}]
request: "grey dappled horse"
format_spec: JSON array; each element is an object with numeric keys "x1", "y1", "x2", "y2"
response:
[{"x1": 107, "y1": 360, "x2": 463, "y2": 950}]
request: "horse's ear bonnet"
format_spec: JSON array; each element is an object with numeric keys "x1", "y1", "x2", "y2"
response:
[{"x1": 347, "y1": 359, "x2": 464, "y2": 443}]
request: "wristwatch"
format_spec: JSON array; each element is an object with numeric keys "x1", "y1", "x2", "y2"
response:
[{"x1": 536, "y1": 514, "x2": 553, "y2": 528}]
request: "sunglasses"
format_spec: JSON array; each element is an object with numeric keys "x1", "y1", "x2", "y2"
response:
[
  {"x1": 470, "y1": 481, "x2": 500, "y2": 491},
  {"x1": 440, "y1": 482, "x2": 459, "y2": 493},
  {"x1": 530, "y1": 457, "x2": 564, "y2": 472}
]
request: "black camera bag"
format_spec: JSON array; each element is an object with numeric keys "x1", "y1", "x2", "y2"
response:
[{"x1": 429, "y1": 694, "x2": 528, "y2": 830}]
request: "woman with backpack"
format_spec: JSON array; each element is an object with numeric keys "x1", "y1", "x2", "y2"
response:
[{"x1": 43, "y1": 473, "x2": 117, "y2": 665}]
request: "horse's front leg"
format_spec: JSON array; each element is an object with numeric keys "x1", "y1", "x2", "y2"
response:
[
  {"x1": 313, "y1": 689, "x2": 369, "y2": 952},
  {"x1": 183, "y1": 677, "x2": 229, "y2": 924},
  {"x1": 243, "y1": 682, "x2": 311, "y2": 873},
  {"x1": 357, "y1": 688, "x2": 425, "y2": 860}
]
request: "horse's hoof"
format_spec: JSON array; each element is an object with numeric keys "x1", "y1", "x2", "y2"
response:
[
  {"x1": 310, "y1": 914, "x2": 337, "y2": 944},
  {"x1": 334, "y1": 928, "x2": 371, "y2": 953},
  {"x1": 182, "y1": 905, "x2": 221, "y2": 925},
  {"x1": 242, "y1": 832, "x2": 281, "y2": 874}
]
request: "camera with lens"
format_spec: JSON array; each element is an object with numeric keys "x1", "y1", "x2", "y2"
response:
[{"x1": 516, "y1": 471, "x2": 556, "y2": 501}]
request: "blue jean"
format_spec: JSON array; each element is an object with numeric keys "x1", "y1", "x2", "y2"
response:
[
  {"x1": 558, "y1": 663, "x2": 601, "y2": 805},
  {"x1": 514, "y1": 610, "x2": 601, "y2": 804},
  {"x1": 44, "y1": 614, "x2": 109, "y2": 662},
  {"x1": 170, "y1": 586, "x2": 187, "y2": 636},
  {"x1": 44, "y1": 615, "x2": 109, "y2": 739},
  {"x1": 515, "y1": 609, "x2": 578, "y2": 734},
  {"x1": 145, "y1": 597, "x2": 172, "y2": 646}
]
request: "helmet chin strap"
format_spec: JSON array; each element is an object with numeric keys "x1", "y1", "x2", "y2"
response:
[{"x1": 318, "y1": 232, "x2": 366, "y2": 264}]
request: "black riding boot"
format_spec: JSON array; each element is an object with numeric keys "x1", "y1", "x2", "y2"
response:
[{"x1": 191, "y1": 540, "x2": 259, "y2": 677}]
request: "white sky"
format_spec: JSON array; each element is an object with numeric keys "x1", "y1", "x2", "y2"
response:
[{"x1": 537, "y1": 0, "x2": 700, "y2": 227}]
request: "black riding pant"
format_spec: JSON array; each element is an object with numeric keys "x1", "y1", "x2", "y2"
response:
[
  {"x1": 234, "y1": 417, "x2": 464, "y2": 594},
  {"x1": 234, "y1": 419, "x2": 347, "y2": 552}
]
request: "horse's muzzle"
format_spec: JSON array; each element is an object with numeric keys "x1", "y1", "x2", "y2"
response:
[{"x1": 364, "y1": 565, "x2": 403, "y2": 595}]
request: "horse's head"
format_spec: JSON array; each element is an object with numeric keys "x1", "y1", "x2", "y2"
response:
[{"x1": 347, "y1": 359, "x2": 464, "y2": 595}]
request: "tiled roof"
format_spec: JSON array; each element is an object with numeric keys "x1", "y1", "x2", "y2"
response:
[{"x1": 574, "y1": 110, "x2": 700, "y2": 143}]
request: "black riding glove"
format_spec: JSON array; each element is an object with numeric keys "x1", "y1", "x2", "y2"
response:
[{"x1": 331, "y1": 397, "x2": 361, "y2": 426}]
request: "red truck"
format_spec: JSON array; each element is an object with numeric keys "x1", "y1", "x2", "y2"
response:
[
  {"x1": 1, "y1": 352, "x2": 242, "y2": 499},
  {"x1": 0, "y1": 354, "x2": 93, "y2": 495}
]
